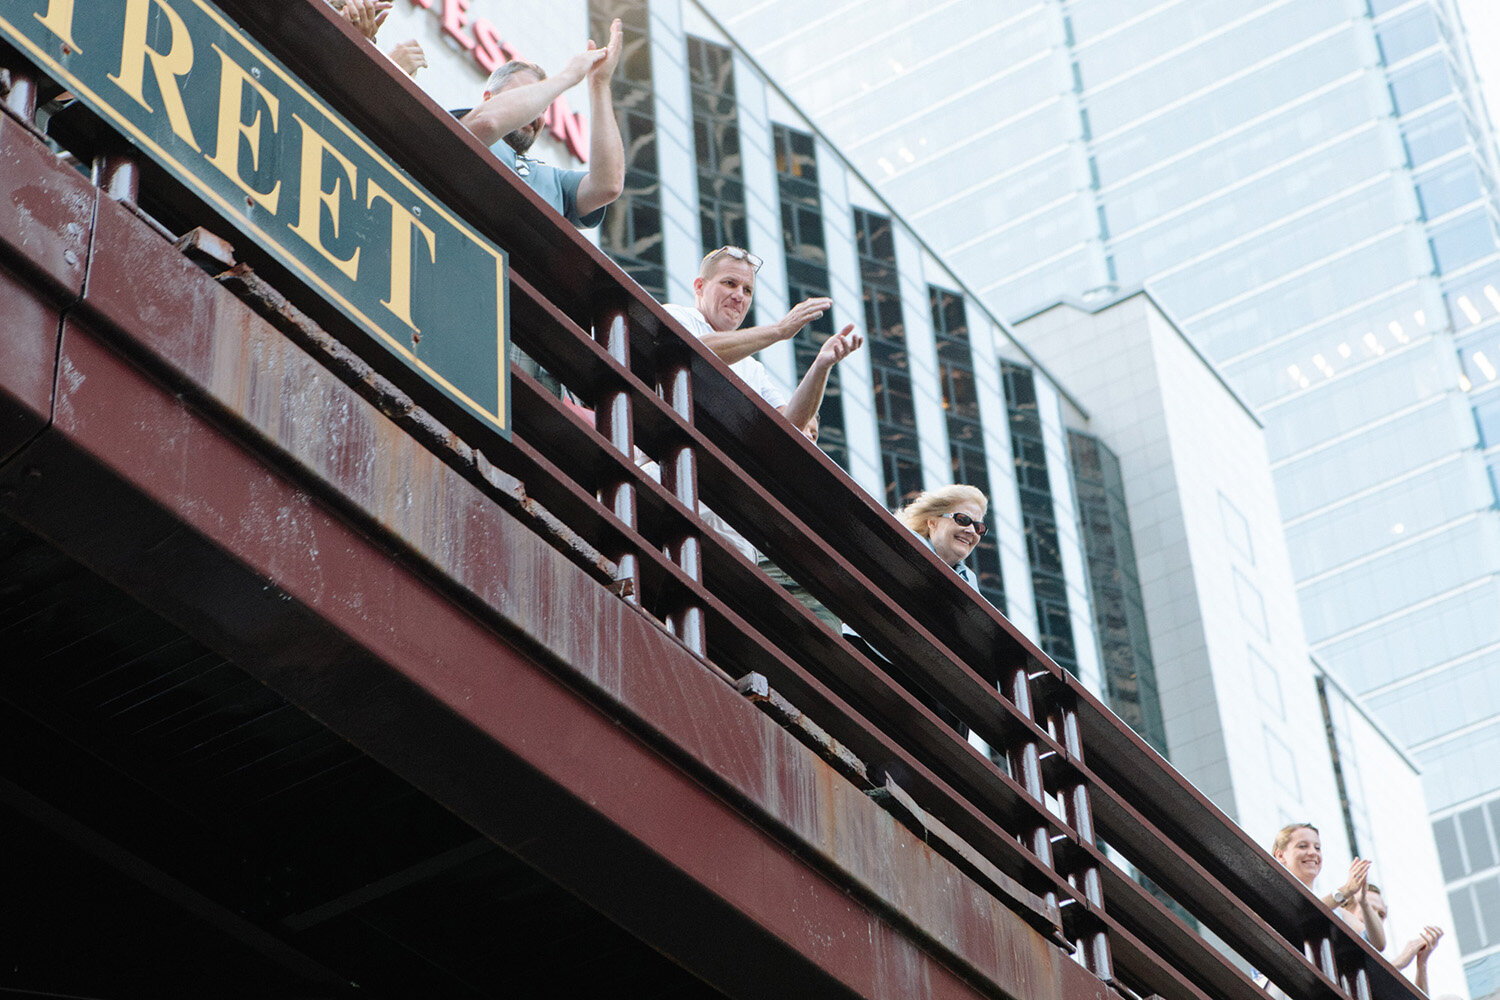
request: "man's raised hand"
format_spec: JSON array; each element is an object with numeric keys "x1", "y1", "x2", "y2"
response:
[
  {"x1": 561, "y1": 44, "x2": 611, "y2": 87},
  {"x1": 590, "y1": 18, "x2": 623, "y2": 87},
  {"x1": 778, "y1": 297, "x2": 833, "y2": 341},
  {"x1": 815, "y1": 324, "x2": 863, "y2": 369}
]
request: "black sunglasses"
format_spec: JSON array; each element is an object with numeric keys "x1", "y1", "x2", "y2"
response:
[{"x1": 939, "y1": 511, "x2": 987, "y2": 536}]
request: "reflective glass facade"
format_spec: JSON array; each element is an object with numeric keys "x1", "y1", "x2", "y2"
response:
[
  {"x1": 687, "y1": 36, "x2": 749, "y2": 260},
  {"x1": 931, "y1": 287, "x2": 1005, "y2": 612},
  {"x1": 384, "y1": 0, "x2": 1473, "y2": 988},
  {"x1": 591, "y1": 0, "x2": 665, "y2": 299},
  {"x1": 855, "y1": 209, "x2": 924, "y2": 509},
  {"x1": 774, "y1": 124, "x2": 850, "y2": 469},
  {"x1": 1003, "y1": 363, "x2": 1077, "y2": 674},
  {"x1": 1070, "y1": 431, "x2": 1167, "y2": 755},
  {"x1": 703, "y1": 2, "x2": 1500, "y2": 985}
]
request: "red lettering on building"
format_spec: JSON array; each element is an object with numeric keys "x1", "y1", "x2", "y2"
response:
[
  {"x1": 409, "y1": 0, "x2": 589, "y2": 163},
  {"x1": 472, "y1": 19, "x2": 510, "y2": 74},
  {"x1": 441, "y1": 0, "x2": 474, "y2": 50},
  {"x1": 546, "y1": 94, "x2": 590, "y2": 162}
]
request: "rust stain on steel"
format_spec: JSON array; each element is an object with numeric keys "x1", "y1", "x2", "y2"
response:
[
  {"x1": 172, "y1": 226, "x2": 237, "y2": 273},
  {"x1": 20, "y1": 323, "x2": 1006, "y2": 1000},
  {"x1": 73, "y1": 190, "x2": 615, "y2": 586},
  {"x1": 737, "y1": 671, "x2": 871, "y2": 788},
  {"x1": 0, "y1": 121, "x2": 93, "y2": 463},
  {"x1": 0, "y1": 112, "x2": 92, "y2": 298},
  {"x1": 49, "y1": 301, "x2": 1085, "y2": 1000},
  {"x1": 46, "y1": 142, "x2": 1100, "y2": 1000},
  {"x1": 871, "y1": 775, "x2": 1062, "y2": 938},
  {"x1": 213, "y1": 264, "x2": 618, "y2": 582}
]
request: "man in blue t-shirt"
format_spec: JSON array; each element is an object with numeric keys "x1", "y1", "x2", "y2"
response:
[{"x1": 460, "y1": 19, "x2": 625, "y2": 229}]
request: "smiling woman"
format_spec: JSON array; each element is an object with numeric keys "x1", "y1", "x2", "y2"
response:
[
  {"x1": 1271, "y1": 822, "x2": 1387, "y2": 951},
  {"x1": 839, "y1": 484, "x2": 992, "y2": 738},
  {"x1": 1272, "y1": 822, "x2": 1324, "y2": 890},
  {"x1": 897, "y1": 485, "x2": 989, "y2": 578}
]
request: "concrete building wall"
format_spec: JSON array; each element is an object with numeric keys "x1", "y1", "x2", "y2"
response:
[{"x1": 1015, "y1": 295, "x2": 1339, "y2": 835}]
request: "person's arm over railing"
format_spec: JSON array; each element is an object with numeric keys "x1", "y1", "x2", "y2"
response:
[
  {"x1": 1354, "y1": 883, "x2": 1386, "y2": 952},
  {"x1": 699, "y1": 298, "x2": 830, "y2": 364},
  {"x1": 576, "y1": 18, "x2": 625, "y2": 217},
  {"x1": 781, "y1": 326, "x2": 861, "y2": 435},
  {"x1": 461, "y1": 48, "x2": 608, "y2": 147}
]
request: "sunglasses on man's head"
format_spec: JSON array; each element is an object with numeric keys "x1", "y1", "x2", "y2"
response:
[
  {"x1": 939, "y1": 511, "x2": 987, "y2": 536},
  {"x1": 707, "y1": 246, "x2": 763, "y2": 272}
]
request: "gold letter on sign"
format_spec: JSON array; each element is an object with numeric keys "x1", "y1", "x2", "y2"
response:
[
  {"x1": 288, "y1": 113, "x2": 361, "y2": 281},
  {"x1": 206, "y1": 44, "x2": 281, "y2": 214},
  {"x1": 34, "y1": 0, "x2": 81, "y2": 53},
  {"x1": 108, "y1": 0, "x2": 202, "y2": 152},
  {"x1": 366, "y1": 179, "x2": 437, "y2": 333}
]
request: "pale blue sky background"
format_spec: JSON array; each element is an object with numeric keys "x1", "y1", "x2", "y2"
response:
[{"x1": 1458, "y1": 0, "x2": 1500, "y2": 151}]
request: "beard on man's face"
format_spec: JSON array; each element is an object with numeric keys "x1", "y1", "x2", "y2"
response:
[{"x1": 504, "y1": 121, "x2": 540, "y2": 154}]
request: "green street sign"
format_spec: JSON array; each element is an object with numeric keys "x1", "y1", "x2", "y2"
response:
[{"x1": 3, "y1": 0, "x2": 509, "y2": 435}]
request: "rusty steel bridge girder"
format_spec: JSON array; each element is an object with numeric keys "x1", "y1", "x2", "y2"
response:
[{"x1": 0, "y1": 100, "x2": 1106, "y2": 1000}]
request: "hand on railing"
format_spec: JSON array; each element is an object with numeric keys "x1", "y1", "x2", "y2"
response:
[
  {"x1": 333, "y1": 0, "x2": 391, "y2": 41},
  {"x1": 385, "y1": 39, "x2": 427, "y2": 77}
]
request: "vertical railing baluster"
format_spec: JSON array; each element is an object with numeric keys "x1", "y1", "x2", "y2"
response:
[
  {"x1": 659, "y1": 358, "x2": 705, "y2": 655},
  {"x1": 94, "y1": 149, "x2": 140, "y2": 203},
  {"x1": 1003, "y1": 664, "x2": 1059, "y2": 918},
  {"x1": 595, "y1": 304, "x2": 640, "y2": 604},
  {"x1": 1314, "y1": 931, "x2": 1339, "y2": 986},
  {"x1": 1350, "y1": 965, "x2": 1372, "y2": 1000},
  {"x1": 1055, "y1": 694, "x2": 1113, "y2": 981},
  {"x1": 1, "y1": 60, "x2": 39, "y2": 123}
]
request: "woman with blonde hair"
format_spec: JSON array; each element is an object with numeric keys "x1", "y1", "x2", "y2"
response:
[
  {"x1": 842, "y1": 485, "x2": 991, "y2": 735},
  {"x1": 896, "y1": 484, "x2": 989, "y2": 587},
  {"x1": 1271, "y1": 822, "x2": 1385, "y2": 950}
]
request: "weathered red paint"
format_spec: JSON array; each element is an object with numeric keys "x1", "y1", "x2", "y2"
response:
[
  {"x1": 0, "y1": 130, "x2": 1096, "y2": 999},
  {"x1": 0, "y1": 111, "x2": 92, "y2": 298},
  {"x1": 0, "y1": 308, "x2": 1087, "y2": 1000}
]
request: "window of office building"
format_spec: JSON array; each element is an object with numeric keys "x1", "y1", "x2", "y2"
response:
[
  {"x1": 1234, "y1": 569, "x2": 1272, "y2": 638},
  {"x1": 591, "y1": 0, "x2": 664, "y2": 299},
  {"x1": 1249, "y1": 645, "x2": 1284, "y2": 720},
  {"x1": 1219, "y1": 492, "x2": 1255, "y2": 563},
  {"x1": 774, "y1": 125, "x2": 848, "y2": 470},
  {"x1": 1443, "y1": 265, "x2": 1500, "y2": 333},
  {"x1": 1434, "y1": 799, "x2": 1500, "y2": 881},
  {"x1": 1264, "y1": 728, "x2": 1302, "y2": 801},
  {"x1": 1430, "y1": 210, "x2": 1500, "y2": 273},
  {"x1": 932, "y1": 287, "x2": 1004, "y2": 612},
  {"x1": 687, "y1": 37, "x2": 749, "y2": 264},
  {"x1": 1402, "y1": 104, "x2": 1476, "y2": 168},
  {"x1": 1389, "y1": 55, "x2": 1456, "y2": 116},
  {"x1": 1467, "y1": 951, "x2": 1500, "y2": 1000},
  {"x1": 1376, "y1": 6, "x2": 1442, "y2": 66},
  {"x1": 1449, "y1": 874, "x2": 1500, "y2": 955},
  {"x1": 1069, "y1": 431, "x2": 1165, "y2": 751},
  {"x1": 1474, "y1": 392, "x2": 1500, "y2": 448},
  {"x1": 1002, "y1": 363, "x2": 1077, "y2": 674},
  {"x1": 855, "y1": 209, "x2": 923, "y2": 508}
]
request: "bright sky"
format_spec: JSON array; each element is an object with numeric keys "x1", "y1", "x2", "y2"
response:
[{"x1": 1456, "y1": 0, "x2": 1500, "y2": 150}]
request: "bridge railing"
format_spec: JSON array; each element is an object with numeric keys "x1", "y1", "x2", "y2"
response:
[{"x1": 0, "y1": 4, "x2": 1420, "y2": 999}]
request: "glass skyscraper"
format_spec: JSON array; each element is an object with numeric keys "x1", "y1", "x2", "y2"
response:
[{"x1": 700, "y1": 0, "x2": 1500, "y2": 991}]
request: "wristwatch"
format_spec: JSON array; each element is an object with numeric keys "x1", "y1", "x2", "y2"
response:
[{"x1": 1332, "y1": 889, "x2": 1348, "y2": 906}]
